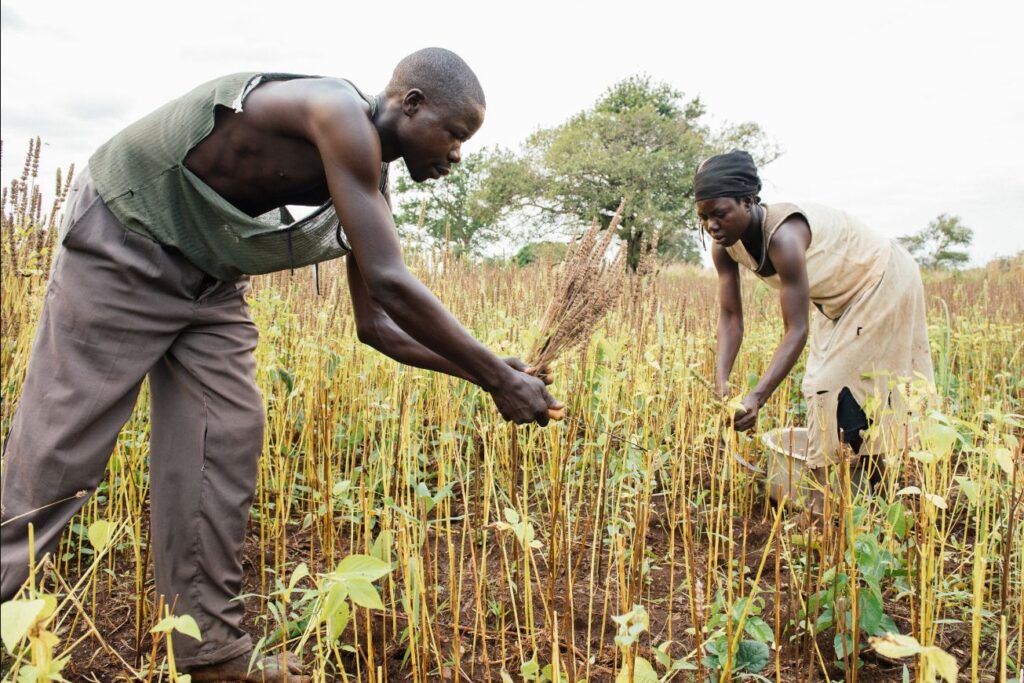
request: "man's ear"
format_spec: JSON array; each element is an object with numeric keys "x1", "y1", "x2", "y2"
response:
[{"x1": 402, "y1": 89, "x2": 425, "y2": 116}]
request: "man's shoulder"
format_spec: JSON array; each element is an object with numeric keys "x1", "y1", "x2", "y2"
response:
[
  {"x1": 250, "y1": 77, "x2": 371, "y2": 133},
  {"x1": 267, "y1": 77, "x2": 366, "y2": 112}
]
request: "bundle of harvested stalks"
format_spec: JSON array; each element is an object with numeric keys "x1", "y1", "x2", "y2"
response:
[{"x1": 528, "y1": 202, "x2": 628, "y2": 418}]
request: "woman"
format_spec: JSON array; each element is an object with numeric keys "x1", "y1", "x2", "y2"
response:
[{"x1": 697, "y1": 150, "x2": 934, "y2": 471}]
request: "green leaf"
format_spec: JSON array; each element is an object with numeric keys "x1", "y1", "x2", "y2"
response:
[
  {"x1": 744, "y1": 617, "x2": 775, "y2": 644},
  {"x1": 886, "y1": 502, "x2": 909, "y2": 538},
  {"x1": 814, "y1": 608, "x2": 836, "y2": 634},
  {"x1": 174, "y1": 615, "x2": 202, "y2": 641},
  {"x1": 921, "y1": 422, "x2": 958, "y2": 459},
  {"x1": 87, "y1": 520, "x2": 113, "y2": 554},
  {"x1": 520, "y1": 656, "x2": 539, "y2": 680},
  {"x1": 858, "y1": 591, "x2": 884, "y2": 635},
  {"x1": 504, "y1": 507, "x2": 520, "y2": 525},
  {"x1": 150, "y1": 615, "x2": 178, "y2": 634},
  {"x1": 371, "y1": 530, "x2": 394, "y2": 562},
  {"x1": 333, "y1": 554, "x2": 392, "y2": 582},
  {"x1": 654, "y1": 641, "x2": 672, "y2": 668},
  {"x1": 37, "y1": 595, "x2": 57, "y2": 621},
  {"x1": 733, "y1": 639, "x2": 770, "y2": 673},
  {"x1": 672, "y1": 658, "x2": 698, "y2": 671},
  {"x1": 1, "y1": 599, "x2": 45, "y2": 653},
  {"x1": 346, "y1": 577, "x2": 384, "y2": 610},
  {"x1": 322, "y1": 582, "x2": 347, "y2": 621},
  {"x1": 631, "y1": 657, "x2": 660, "y2": 683},
  {"x1": 327, "y1": 599, "x2": 350, "y2": 642},
  {"x1": 991, "y1": 446, "x2": 1015, "y2": 477},
  {"x1": 954, "y1": 476, "x2": 979, "y2": 505},
  {"x1": 834, "y1": 631, "x2": 856, "y2": 660},
  {"x1": 287, "y1": 563, "x2": 309, "y2": 593},
  {"x1": 615, "y1": 657, "x2": 657, "y2": 683}
]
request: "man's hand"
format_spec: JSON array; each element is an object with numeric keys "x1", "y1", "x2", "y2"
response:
[
  {"x1": 503, "y1": 357, "x2": 554, "y2": 385},
  {"x1": 489, "y1": 369, "x2": 563, "y2": 426},
  {"x1": 732, "y1": 394, "x2": 761, "y2": 432}
]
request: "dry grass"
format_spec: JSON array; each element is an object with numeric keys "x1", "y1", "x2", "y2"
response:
[{"x1": 528, "y1": 202, "x2": 628, "y2": 373}]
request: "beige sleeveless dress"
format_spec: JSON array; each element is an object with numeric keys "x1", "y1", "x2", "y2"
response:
[{"x1": 726, "y1": 202, "x2": 935, "y2": 467}]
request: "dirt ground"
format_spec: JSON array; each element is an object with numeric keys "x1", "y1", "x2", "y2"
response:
[{"x1": 48, "y1": 499, "x2": 981, "y2": 683}]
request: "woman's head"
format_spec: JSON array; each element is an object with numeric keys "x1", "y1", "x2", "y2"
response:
[{"x1": 693, "y1": 150, "x2": 762, "y2": 247}]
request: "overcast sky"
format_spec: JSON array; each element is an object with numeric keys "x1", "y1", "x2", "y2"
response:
[{"x1": 2, "y1": 0, "x2": 1022, "y2": 265}]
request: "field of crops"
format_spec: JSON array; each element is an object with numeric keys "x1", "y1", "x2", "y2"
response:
[{"x1": 1, "y1": 163, "x2": 1022, "y2": 682}]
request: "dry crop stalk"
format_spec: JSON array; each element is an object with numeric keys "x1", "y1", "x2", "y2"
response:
[{"x1": 527, "y1": 201, "x2": 628, "y2": 419}]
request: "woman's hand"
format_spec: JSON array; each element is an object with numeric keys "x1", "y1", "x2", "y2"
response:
[{"x1": 732, "y1": 394, "x2": 762, "y2": 431}]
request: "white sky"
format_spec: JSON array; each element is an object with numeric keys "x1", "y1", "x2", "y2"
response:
[{"x1": 2, "y1": 0, "x2": 1022, "y2": 265}]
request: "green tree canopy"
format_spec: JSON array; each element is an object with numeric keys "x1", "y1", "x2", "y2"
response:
[
  {"x1": 898, "y1": 213, "x2": 974, "y2": 269},
  {"x1": 486, "y1": 75, "x2": 777, "y2": 267}
]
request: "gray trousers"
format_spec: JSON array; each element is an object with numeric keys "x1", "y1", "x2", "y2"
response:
[{"x1": 0, "y1": 169, "x2": 264, "y2": 669}]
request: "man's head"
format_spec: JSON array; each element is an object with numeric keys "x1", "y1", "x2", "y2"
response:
[
  {"x1": 693, "y1": 150, "x2": 762, "y2": 246},
  {"x1": 384, "y1": 48, "x2": 486, "y2": 182}
]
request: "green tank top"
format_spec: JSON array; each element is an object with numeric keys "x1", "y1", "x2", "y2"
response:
[{"x1": 88, "y1": 72, "x2": 390, "y2": 281}]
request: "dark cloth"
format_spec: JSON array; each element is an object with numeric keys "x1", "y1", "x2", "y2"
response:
[
  {"x1": 694, "y1": 150, "x2": 762, "y2": 201},
  {"x1": 837, "y1": 386, "x2": 869, "y2": 454}
]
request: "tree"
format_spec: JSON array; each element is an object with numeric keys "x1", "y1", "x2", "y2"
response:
[
  {"x1": 479, "y1": 74, "x2": 778, "y2": 267},
  {"x1": 898, "y1": 214, "x2": 974, "y2": 269},
  {"x1": 391, "y1": 148, "x2": 515, "y2": 257}
]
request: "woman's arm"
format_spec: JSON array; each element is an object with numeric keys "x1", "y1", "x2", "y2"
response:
[
  {"x1": 733, "y1": 217, "x2": 811, "y2": 431},
  {"x1": 712, "y1": 243, "x2": 744, "y2": 397}
]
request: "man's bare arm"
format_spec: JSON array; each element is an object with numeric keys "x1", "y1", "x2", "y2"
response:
[
  {"x1": 346, "y1": 254, "x2": 477, "y2": 381},
  {"x1": 242, "y1": 82, "x2": 558, "y2": 424}
]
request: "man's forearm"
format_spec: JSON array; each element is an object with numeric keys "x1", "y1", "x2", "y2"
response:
[
  {"x1": 367, "y1": 315, "x2": 477, "y2": 383},
  {"x1": 369, "y1": 273, "x2": 511, "y2": 391}
]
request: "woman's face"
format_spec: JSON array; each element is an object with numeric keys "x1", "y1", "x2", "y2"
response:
[{"x1": 695, "y1": 197, "x2": 754, "y2": 247}]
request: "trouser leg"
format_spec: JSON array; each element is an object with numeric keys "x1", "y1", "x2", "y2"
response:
[
  {"x1": 148, "y1": 278, "x2": 264, "y2": 669},
  {"x1": 1, "y1": 175, "x2": 181, "y2": 600}
]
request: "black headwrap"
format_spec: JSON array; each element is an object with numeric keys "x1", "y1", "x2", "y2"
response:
[{"x1": 693, "y1": 150, "x2": 762, "y2": 202}]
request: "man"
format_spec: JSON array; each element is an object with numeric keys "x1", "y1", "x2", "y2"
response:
[
  {"x1": 0, "y1": 48, "x2": 561, "y2": 681},
  {"x1": 696, "y1": 150, "x2": 933, "y2": 486}
]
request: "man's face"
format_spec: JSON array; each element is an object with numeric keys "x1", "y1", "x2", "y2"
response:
[
  {"x1": 398, "y1": 91, "x2": 484, "y2": 182},
  {"x1": 696, "y1": 197, "x2": 751, "y2": 247}
]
